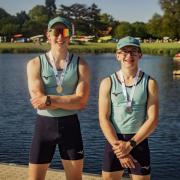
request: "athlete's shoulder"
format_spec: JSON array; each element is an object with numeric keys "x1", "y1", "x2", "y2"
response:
[{"x1": 27, "y1": 56, "x2": 40, "y2": 69}]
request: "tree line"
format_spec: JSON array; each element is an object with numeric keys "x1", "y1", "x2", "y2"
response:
[{"x1": 0, "y1": 0, "x2": 179, "y2": 41}]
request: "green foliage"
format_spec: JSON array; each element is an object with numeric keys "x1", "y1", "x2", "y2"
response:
[
  {"x1": 0, "y1": 8, "x2": 11, "y2": 19},
  {"x1": 22, "y1": 20, "x2": 47, "y2": 37},
  {"x1": 45, "y1": 0, "x2": 57, "y2": 18},
  {"x1": 131, "y1": 22, "x2": 149, "y2": 39},
  {"x1": 114, "y1": 22, "x2": 133, "y2": 38},
  {"x1": 0, "y1": 0, "x2": 179, "y2": 41},
  {"x1": 146, "y1": 13, "x2": 163, "y2": 38},
  {"x1": 57, "y1": 3, "x2": 103, "y2": 36},
  {"x1": 146, "y1": 0, "x2": 180, "y2": 39},
  {"x1": 16, "y1": 11, "x2": 29, "y2": 25},
  {"x1": 28, "y1": 5, "x2": 49, "y2": 23}
]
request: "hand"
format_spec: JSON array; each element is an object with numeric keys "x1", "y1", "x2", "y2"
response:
[
  {"x1": 119, "y1": 154, "x2": 137, "y2": 169},
  {"x1": 112, "y1": 140, "x2": 133, "y2": 158},
  {"x1": 30, "y1": 95, "x2": 47, "y2": 109}
]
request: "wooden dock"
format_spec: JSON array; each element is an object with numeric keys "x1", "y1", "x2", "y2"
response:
[{"x1": 0, "y1": 163, "x2": 130, "y2": 180}]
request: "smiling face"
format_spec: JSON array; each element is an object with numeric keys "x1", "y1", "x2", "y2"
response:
[
  {"x1": 116, "y1": 45, "x2": 142, "y2": 70},
  {"x1": 47, "y1": 23, "x2": 70, "y2": 51}
]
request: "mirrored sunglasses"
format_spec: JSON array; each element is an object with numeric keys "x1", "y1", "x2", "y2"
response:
[{"x1": 49, "y1": 28, "x2": 70, "y2": 38}]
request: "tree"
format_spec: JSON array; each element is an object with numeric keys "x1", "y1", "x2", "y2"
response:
[
  {"x1": 1, "y1": 24, "x2": 20, "y2": 41},
  {"x1": 0, "y1": 10, "x2": 21, "y2": 38},
  {"x1": 45, "y1": 0, "x2": 57, "y2": 18},
  {"x1": 131, "y1": 22, "x2": 148, "y2": 39},
  {"x1": 28, "y1": 5, "x2": 49, "y2": 23},
  {"x1": 114, "y1": 22, "x2": 133, "y2": 38},
  {"x1": 24, "y1": 5, "x2": 50, "y2": 36},
  {"x1": 16, "y1": 11, "x2": 29, "y2": 26},
  {"x1": 159, "y1": 0, "x2": 180, "y2": 38},
  {"x1": 57, "y1": 3, "x2": 91, "y2": 35},
  {"x1": 146, "y1": 13, "x2": 163, "y2": 39},
  {"x1": 87, "y1": 3, "x2": 101, "y2": 35},
  {"x1": 0, "y1": 8, "x2": 11, "y2": 19},
  {"x1": 22, "y1": 20, "x2": 46, "y2": 37}
]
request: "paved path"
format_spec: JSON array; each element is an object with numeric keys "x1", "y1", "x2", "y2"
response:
[
  {"x1": 0, "y1": 163, "x2": 130, "y2": 180},
  {"x1": 0, "y1": 163, "x2": 101, "y2": 180}
]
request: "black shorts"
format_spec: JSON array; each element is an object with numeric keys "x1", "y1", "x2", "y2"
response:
[
  {"x1": 29, "y1": 114, "x2": 84, "y2": 164},
  {"x1": 102, "y1": 134, "x2": 151, "y2": 175}
]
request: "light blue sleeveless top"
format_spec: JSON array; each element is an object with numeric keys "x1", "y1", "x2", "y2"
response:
[
  {"x1": 110, "y1": 72, "x2": 150, "y2": 134},
  {"x1": 37, "y1": 53, "x2": 79, "y2": 117}
]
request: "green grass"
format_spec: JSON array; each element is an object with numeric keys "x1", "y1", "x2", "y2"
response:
[
  {"x1": 0, "y1": 42, "x2": 179, "y2": 56},
  {"x1": 141, "y1": 42, "x2": 180, "y2": 56}
]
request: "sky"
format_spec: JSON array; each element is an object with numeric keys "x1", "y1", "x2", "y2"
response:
[{"x1": 0, "y1": 0, "x2": 163, "y2": 23}]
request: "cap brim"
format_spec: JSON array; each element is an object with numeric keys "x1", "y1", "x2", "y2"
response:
[
  {"x1": 49, "y1": 22, "x2": 69, "y2": 29},
  {"x1": 118, "y1": 43, "x2": 140, "y2": 49}
]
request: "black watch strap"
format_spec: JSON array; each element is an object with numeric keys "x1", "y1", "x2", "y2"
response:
[
  {"x1": 45, "y1": 96, "x2": 51, "y2": 106},
  {"x1": 129, "y1": 139, "x2": 137, "y2": 148}
]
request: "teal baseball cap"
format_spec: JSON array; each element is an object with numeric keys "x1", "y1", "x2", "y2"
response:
[
  {"x1": 117, "y1": 36, "x2": 140, "y2": 49},
  {"x1": 48, "y1": 16, "x2": 72, "y2": 32}
]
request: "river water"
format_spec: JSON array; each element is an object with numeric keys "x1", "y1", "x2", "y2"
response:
[{"x1": 0, "y1": 53, "x2": 180, "y2": 180}]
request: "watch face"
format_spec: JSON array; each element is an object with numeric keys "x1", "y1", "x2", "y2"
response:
[
  {"x1": 130, "y1": 140, "x2": 136, "y2": 148},
  {"x1": 45, "y1": 96, "x2": 51, "y2": 106}
]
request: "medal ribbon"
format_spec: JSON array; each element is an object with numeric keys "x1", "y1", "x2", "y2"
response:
[
  {"x1": 118, "y1": 69, "x2": 140, "y2": 108},
  {"x1": 49, "y1": 51, "x2": 69, "y2": 89}
]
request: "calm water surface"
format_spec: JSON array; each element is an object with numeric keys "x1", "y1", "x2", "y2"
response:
[{"x1": 0, "y1": 53, "x2": 180, "y2": 180}]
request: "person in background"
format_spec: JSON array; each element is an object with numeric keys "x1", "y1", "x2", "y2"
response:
[
  {"x1": 27, "y1": 16, "x2": 90, "y2": 180},
  {"x1": 99, "y1": 36, "x2": 158, "y2": 180}
]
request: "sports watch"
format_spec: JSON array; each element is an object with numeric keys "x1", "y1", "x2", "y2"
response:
[
  {"x1": 45, "y1": 96, "x2": 51, "y2": 106},
  {"x1": 129, "y1": 139, "x2": 137, "y2": 148}
]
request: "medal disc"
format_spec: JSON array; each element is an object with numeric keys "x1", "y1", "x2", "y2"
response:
[
  {"x1": 56, "y1": 85, "x2": 63, "y2": 93},
  {"x1": 126, "y1": 106, "x2": 133, "y2": 113}
]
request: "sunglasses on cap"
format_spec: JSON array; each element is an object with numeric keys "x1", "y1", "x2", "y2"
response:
[{"x1": 49, "y1": 28, "x2": 70, "y2": 38}]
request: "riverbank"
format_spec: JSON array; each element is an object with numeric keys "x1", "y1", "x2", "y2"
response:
[
  {"x1": 0, "y1": 163, "x2": 130, "y2": 180},
  {"x1": 0, "y1": 42, "x2": 179, "y2": 56}
]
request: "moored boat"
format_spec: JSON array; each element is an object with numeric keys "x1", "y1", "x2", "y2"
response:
[
  {"x1": 173, "y1": 53, "x2": 180, "y2": 61},
  {"x1": 173, "y1": 70, "x2": 180, "y2": 75}
]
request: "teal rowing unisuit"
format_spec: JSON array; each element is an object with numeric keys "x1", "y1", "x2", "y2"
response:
[
  {"x1": 37, "y1": 53, "x2": 79, "y2": 117},
  {"x1": 110, "y1": 72, "x2": 150, "y2": 134}
]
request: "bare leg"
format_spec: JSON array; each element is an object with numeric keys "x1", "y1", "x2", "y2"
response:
[
  {"x1": 102, "y1": 170, "x2": 124, "y2": 180},
  {"x1": 132, "y1": 174, "x2": 150, "y2": 180},
  {"x1": 62, "y1": 159, "x2": 83, "y2": 180},
  {"x1": 28, "y1": 163, "x2": 49, "y2": 180}
]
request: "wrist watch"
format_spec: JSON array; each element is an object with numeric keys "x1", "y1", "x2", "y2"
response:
[
  {"x1": 45, "y1": 96, "x2": 51, "y2": 106},
  {"x1": 129, "y1": 139, "x2": 137, "y2": 148}
]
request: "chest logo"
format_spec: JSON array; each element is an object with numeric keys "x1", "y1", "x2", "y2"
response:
[
  {"x1": 43, "y1": 76, "x2": 49, "y2": 79},
  {"x1": 112, "y1": 92, "x2": 122, "y2": 96}
]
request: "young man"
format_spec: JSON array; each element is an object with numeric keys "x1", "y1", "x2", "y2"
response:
[
  {"x1": 27, "y1": 16, "x2": 90, "y2": 180},
  {"x1": 99, "y1": 36, "x2": 158, "y2": 180}
]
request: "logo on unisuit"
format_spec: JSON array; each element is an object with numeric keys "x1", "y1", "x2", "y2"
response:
[
  {"x1": 112, "y1": 92, "x2": 122, "y2": 96},
  {"x1": 141, "y1": 166, "x2": 150, "y2": 170},
  {"x1": 77, "y1": 150, "x2": 84, "y2": 154}
]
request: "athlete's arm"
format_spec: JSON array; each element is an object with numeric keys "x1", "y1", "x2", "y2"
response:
[
  {"x1": 130, "y1": 78, "x2": 159, "y2": 144},
  {"x1": 31, "y1": 58, "x2": 90, "y2": 110},
  {"x1": 27, "y1": 57, "x2": 57, "y2": 109},
  {"x1": 99, "y1": 77, "x2": 119, "y2": 145},
  {"x1": 27, "y1": 57, "x2": 44, "y2": 98}
]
